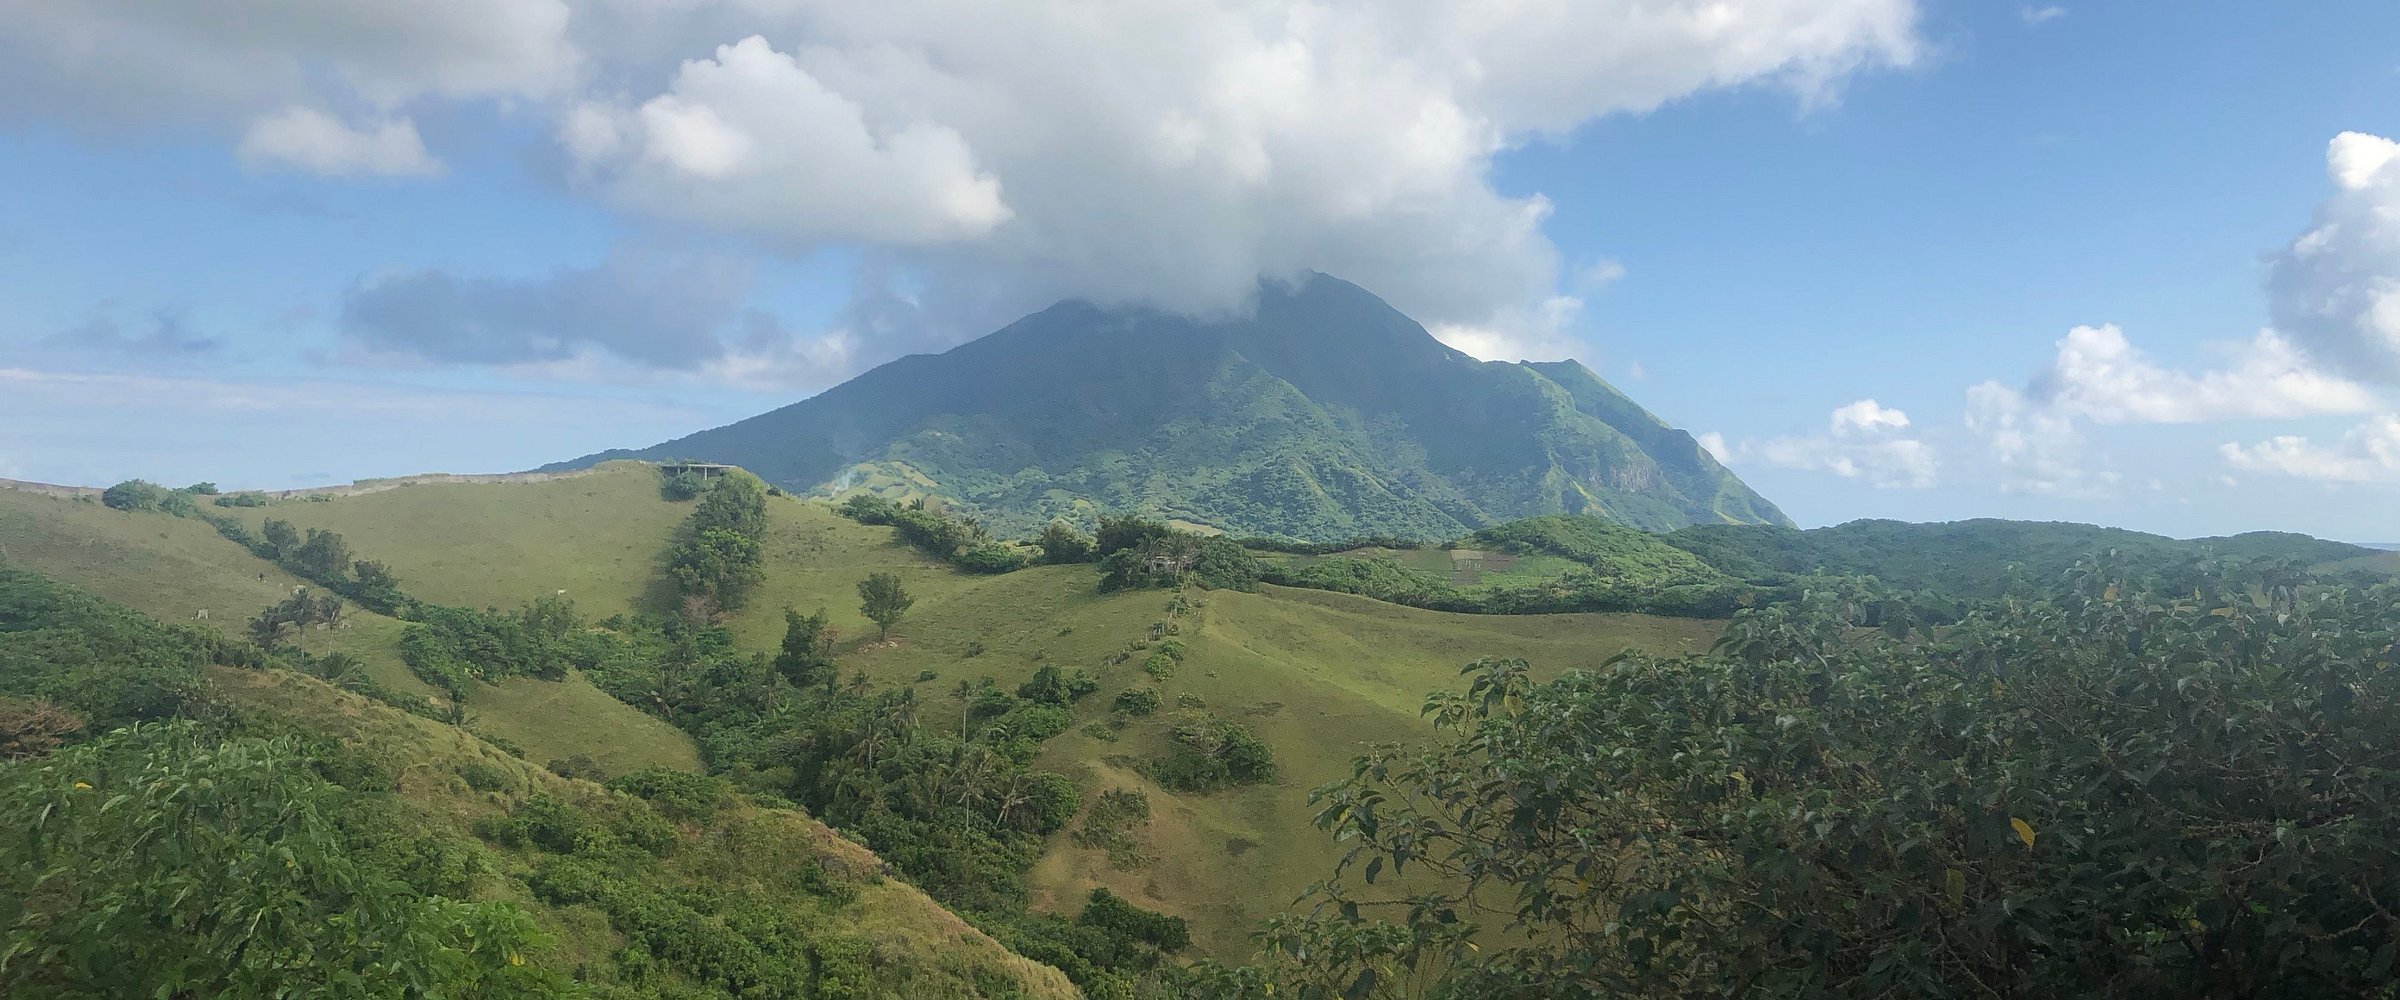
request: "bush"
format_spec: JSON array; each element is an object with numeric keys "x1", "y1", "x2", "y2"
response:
[
  {"x1": 659, "y1": 469, "x2": 708, "y2": 501},
  {"x1": 607, "y1": 768, "x2": 733, "y2": 823},
  {"x1": 459, "y1": 759, "x2": 513, "y2": 792},
  {"x1": 1112, "y1": 688, "x2": 1163, "y2": 716},
  {"x1": 956, "y1": 541, "x2": 1029, "y2": 574},
  {"x1": 100, "y1": 479, "x2": 173, "y2": 512},
  {"x1": 836, "y1": 493, "x2": 900, "y2": 525},
  {"x1": 1037, "y1": 521, "x2": 1097, "y2": 564}
]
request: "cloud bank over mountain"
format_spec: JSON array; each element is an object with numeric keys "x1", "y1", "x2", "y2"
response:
[{"x1": 0, "y1": 0, "x2": 1921, "y2": 384}]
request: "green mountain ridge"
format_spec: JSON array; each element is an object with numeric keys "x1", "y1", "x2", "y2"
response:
[{"x1": 551, "y1": 273, "x2": 1788, "y2": 540}]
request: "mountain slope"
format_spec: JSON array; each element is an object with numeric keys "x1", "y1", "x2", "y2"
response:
[{"x1": 553, "y1": 273, "x2": 1787, "y2": 539}]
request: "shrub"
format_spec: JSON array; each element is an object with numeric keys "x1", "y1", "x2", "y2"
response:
[
  {"x1": 608, "y1": 768, "x2": 734, "y2": 823},
  {"x1": 836, "y1": 493, "x2": 900, "y2": 525},
  {"x1": 1112, "y1": 688, "x2": 1163, "y2": 716},
  {"x1": 459, "y1": 759, "x2": 513, "y2": 792}
]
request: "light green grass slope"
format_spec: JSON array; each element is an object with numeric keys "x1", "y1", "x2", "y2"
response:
[
  {"x1": 2, "y1": 482, "x2": 702, "y2": 779},
  {"x1": 219, "y1": 461, "x2": 684, "y2": 612}
]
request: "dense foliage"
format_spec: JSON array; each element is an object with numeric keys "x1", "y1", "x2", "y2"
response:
[
  {"x1": 836, "y1": 494, "x2": 1031, "y2": 574},
  {"x1": 0, "y1": 561, "x2": 224, "y2": 728},
  {"x1": 1095, "y1": 517, "x2": 1264, "y2": 592},
  {"x1": 667, "y1": 473, "x2": 771, "y2": 611},
  {"x1": 1212, "y1": 565, "x2": 2400, "y2": 999},
  {"x1": 1, "y1": 723, "x2": 562, "y2": 998},
  {"x1": 399, "y1": 596, "x2": 600, "y2": 703}
]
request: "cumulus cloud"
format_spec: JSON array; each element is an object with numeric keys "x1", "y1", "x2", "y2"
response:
[
  {"x1": 238, "y1": 108, "x2": 442, "y2": 176},
  {"x1": 2220, "y1": 414, "x2": 2400, "y2": 484},
  {"x1": 2020, "y1": 324, "x2": 2375, "y2": 424},
  {"x1": 2266, "y1": 131, "x2": 2400, "y2": 383},
  {"x1": 2, "y1": 0, "x2": 1920, "y2": 378},
  {"x1": 1959, "y1": 323, "x2": 2378, "y2": 492},
  {"x1": 562, "y1": 36, "x2": 1011, "y2": 247},
  {"x1": 1728, "y1": 399, "x2": 1937, "y2": 489},
  {"x1": 1830, "y1": 398, "x2": 1911, "y2": 434},
  {"x1": 566, "y1": 1, "x2": 1913, "y2": 330},
  {"x1": 2020, "y1": 6, "x2": 2068, "y2": 25}
]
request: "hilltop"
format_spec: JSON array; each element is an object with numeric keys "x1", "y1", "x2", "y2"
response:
[{"x1": 551, "y1": 273, "x2": 1787, "y2": 540}]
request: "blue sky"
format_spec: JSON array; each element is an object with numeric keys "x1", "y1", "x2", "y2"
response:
[{"x1": 3, "y1": 1, "x2": 2397, "y2": 540}]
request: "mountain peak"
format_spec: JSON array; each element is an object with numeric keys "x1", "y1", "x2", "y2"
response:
[{"x1": 551, "y1": 277, "x2": 1786, "y2": 539}]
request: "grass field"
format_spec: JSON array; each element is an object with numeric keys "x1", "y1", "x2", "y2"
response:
[
  {"x1": 7, "y1": 470, "x2": 1723, "y2": 957},
  {"x1": 0, "y1": 487, "x2": 316, "y2": 622},
  {"x1": 3, "y1": 479, "x2": 704, "y2": 781},
  {"x1": 217, "y1": 461, "x2": 686, "y2": 612}
]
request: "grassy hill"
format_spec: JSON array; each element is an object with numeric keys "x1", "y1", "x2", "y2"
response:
[
  {"x1": 1664, "y1": 518, "x2": 2389, "y2": 600},
  {"x1": 213, "y1": 666, "x2": 1082, "y2": 999},
  {"x1": 555, "y1": 273, "x2": 1786, "y2": 539},
  {"x1": 0, "y1": 480, "x2": 702, "y2": 780},
  {"x1": 2, "y1": 468, "x2": 1719, "y2": 959}
]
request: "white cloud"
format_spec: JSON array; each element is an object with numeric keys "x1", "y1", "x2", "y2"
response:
[
  {"x1": 0, "y1": 0, "x2": 1921, "y2": 375},
  {"x1": 2267, "y1": 131, "x2": 2400, "y2": 382},
  {"x1": 2020, "y1": 6, "x2": 2068, "y2": 25},
  {"x1": 1696, "y1": 431, "x2": 1729, "y2": 462},
  {"x1": 238, "y1": 108, "x2": 442, "y2": 176},
  {"x1": 2221, "y1": 414, "x2": 2400, "y2": 483},
  {"x1": 1960, "y1": 323, "x2": 2378, "y2": 493},
  {"x1": 1428, "y1": 295, "x2": 1587, "y2": 362},
  {"x1": 2028, "y1": 324, "x2": 2375, "y2": 423},
  {"x1": 561, "y1": 0, "x2": 1920, "y2": 336},
  {"x1": 1830, "y1": 398, "x2": 1911, "y2": 434},
  {"x1": 1731, "y1": 399, "x2": 1937, "y2": 489},
  {"x1": 564, "y1": 36, "x2": 1011, "y2": 247}
]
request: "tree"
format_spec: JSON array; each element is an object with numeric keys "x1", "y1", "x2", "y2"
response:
[
  {"x1": 99, "y1": 479, "x2": 170, "y2": 512},
  {"x1": 293, "y1": 528, "x2": 351, "y2": 582},
  {"x1": 261, "y1": 518, "x2": 300, "y2": 560},
  {"x1": 350, "y1": 559, "x2": 405, "y2": 614},
  {"x1": 1254, "y1": 571, "x2": 2400, "y2": 1000},
  {"x1": 774, "y1": 609, "x2": 834, "y2": 688},
  {"x1": 1037, "y1": 520, "x2": 1096, "y2": 564},
  {"x1": 1017, "y1": 664, "x2": 1070, "y2": 706},
  {"x1": 857, "y1": 572, "x2": 913, "y2": 641}
]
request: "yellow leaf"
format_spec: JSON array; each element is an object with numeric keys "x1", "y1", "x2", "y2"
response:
[
  {"x1": 2103, "y1": 583, "x2": 2120, "y2": 602},
  {"x1": 2011, "y1": 817, "x2": 2037, "y2": 849},
  {"x1": 71, "y1": 781, "x2": 92, "y2": 790},
  {"x1": 1944, "y1": 868, "x2": 1965, "y2": 905},
  {"x1": 2210, "y1": 607, "x2": 2235, "y2": 617}
]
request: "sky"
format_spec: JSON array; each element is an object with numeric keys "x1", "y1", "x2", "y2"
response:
[{"x1": 2, "y1": 1, "x2": 2398, "y2": 541}]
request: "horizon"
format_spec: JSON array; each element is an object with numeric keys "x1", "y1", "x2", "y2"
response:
[{"x1": 5, "y1": 2, "x2": 2399, "y2": 540}]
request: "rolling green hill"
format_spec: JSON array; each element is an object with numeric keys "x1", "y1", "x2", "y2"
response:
[
  {"x1": 552, "y1": 273, "x2": 1787, "y2": 540},
  {"x1": 3, "y1": 470, "x2": 1720, "y2": 960},
  {"x1": 1665, "y1": 518, "x2": 2390, "y2": 600}
]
